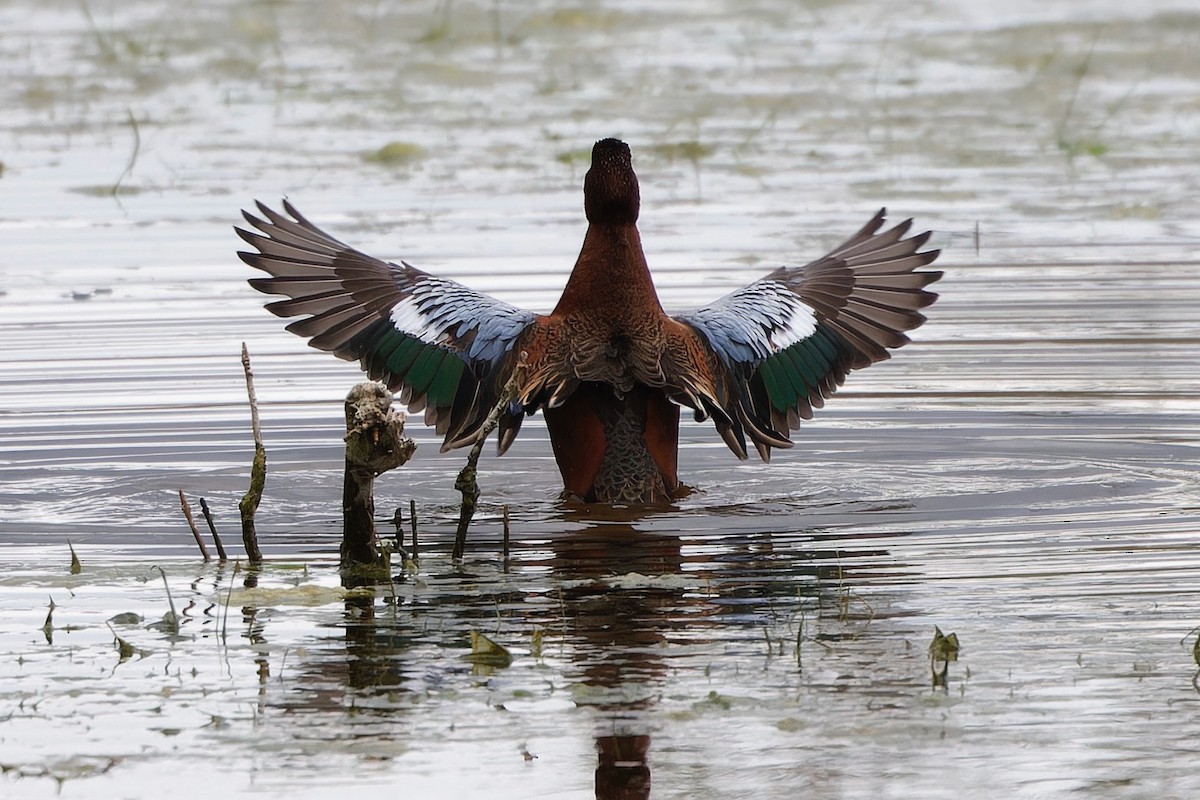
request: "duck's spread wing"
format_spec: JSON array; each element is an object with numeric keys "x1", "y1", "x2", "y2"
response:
[
  {"x1": 238, "y1": 200, "x2": 538, "y2": 452},
  {"x1": 669, "y1": 209, "x2": 942, "y2": 461}
]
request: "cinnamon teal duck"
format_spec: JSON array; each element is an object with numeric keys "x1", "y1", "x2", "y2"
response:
[{"x1": 238, "y1": 138, "x2": 942, "y2": 504}]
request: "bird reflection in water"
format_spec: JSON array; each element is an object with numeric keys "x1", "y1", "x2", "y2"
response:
[
  {"x1": 255, "y1": 511, "x2": 887, "y2": 799},
  {"x1": 596, "y1": 733, "x2": 652, "y2": 800},
  {"x1": 543, "y1": 522, "x2": 685, "y2": 800}
]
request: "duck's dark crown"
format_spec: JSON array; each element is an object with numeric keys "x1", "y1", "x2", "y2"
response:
[{"x1": 584, "y1": 138, "x2": 640, "y2": 225}]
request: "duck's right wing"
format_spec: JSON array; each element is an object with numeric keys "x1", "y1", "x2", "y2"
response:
[
  {"x1": 237, "y1": 200, "x2": 539, "y2": 452},
  {"x1": 669, "y1": 209, "x2": 942, "y2": 461}
]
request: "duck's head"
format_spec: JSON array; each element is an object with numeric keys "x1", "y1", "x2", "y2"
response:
[{"x1": 584, "y1": 138, "x2": 640, "y2": 225}]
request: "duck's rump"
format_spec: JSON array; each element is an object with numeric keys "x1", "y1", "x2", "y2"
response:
[{"x1": 543, "y1": 382, "x2": 681, "y2": 504}]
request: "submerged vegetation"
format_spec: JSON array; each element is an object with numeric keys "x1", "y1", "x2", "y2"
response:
[
  {"x1": 362, "y1": 141, "x2": 426, "y2": 168},
  {"x1": 7, "y1": 539, "x2": 1200, "y2": 796}
]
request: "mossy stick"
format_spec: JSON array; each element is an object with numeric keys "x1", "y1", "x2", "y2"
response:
[{"x1": 239, "y1": 343, "x2": 265, "y2": 565}]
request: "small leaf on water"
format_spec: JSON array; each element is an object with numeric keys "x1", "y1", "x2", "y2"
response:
[
  {"x1": 1193, "y1": 634, "x2": 1200, "y2": 668},
  {"x1": 148, "y1": 611, "x2": 181, "y2": 635},
  {"x1": 929, "y1": 626, "x2": 960, "y2": 662},
  {"x1": 467, "y1": 630, "x2": 512, "y2": 668},
  {"x1": 41, "y1": 598, "x2": 55, "y2": 644},
  {"x1": 117, "y1": 638, "x2": 135, "y2": 660},
  {"x1": 696, "y1": 690, "x2": 733, "y2": 711},
  {"x1": 68, "y1": 541, "x2": 81, "y2": 575},
  {"x1": 108, "y1": 612, "x2": 142, "y2": 625},
  {"x1": 106, "y1": 624, "x2": 137, "y2": 661}
]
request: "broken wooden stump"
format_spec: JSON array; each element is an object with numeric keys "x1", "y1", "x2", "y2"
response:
[{"x1": 342, "y1": 382, "x2": 415, "y2": 570}]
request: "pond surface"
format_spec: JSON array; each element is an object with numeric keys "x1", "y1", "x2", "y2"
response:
[{"x1": 2, "y1": 0, "x2": 1200, "y2": 798}]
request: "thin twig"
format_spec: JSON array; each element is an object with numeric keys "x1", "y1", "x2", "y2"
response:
[
  {"x1": 156, "y1": 566, "x2": 180, "y2": 635},
  {"x1": 391, "y1": 506, "x2": 405, "y2": 555},
  {"x1": 453, "y1": 353, "x2": 528, "y2": 560},
  {"x1": 178, "y1": 490, "x2": 211, "y2": 562},
  {"x1": 79, "y1": 0, "x2": 117, "y2": 62},
  {"x1": 502, "y1": 504, "x2": 510, "y2": 569},
  {"x1": 220, "y1": 560, "x2": 239, "y2": 645},
  {"x1": 199, "y1": 497, "x2": 227, "y2": 561},
  {"x1": 243, "y1": 343, "x2": 263, "y2": 449},
  {"x1": 410, "y1": 498, "x2": 418, "y2": 561},
  {"x1": 113, "y1": 109, "x2": 140, "y2": 198}
]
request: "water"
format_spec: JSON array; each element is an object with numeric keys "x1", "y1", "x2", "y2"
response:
[{"x1": 2, "y1": 0, "x2": 1200, "y2": 797}]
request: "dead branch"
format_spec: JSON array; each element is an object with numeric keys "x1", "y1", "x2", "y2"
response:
[
  {"x1": 178, "y1": 489, "x2": 211, "y2": 561},
  {"x1": 239, "y1": 343, "x2": 264, "y2": 565},
  {"x1": 453, "y1": 352, "x2": 528, "y2": 560}
]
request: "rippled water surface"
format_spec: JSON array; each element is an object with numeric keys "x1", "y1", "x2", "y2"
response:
[{"x1": 2, "y1": 1, "x2": 1200, "y2": 798}]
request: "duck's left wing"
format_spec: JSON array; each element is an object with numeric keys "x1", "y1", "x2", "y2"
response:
[
  {"x1": 669, "y1": 209, "x2": 942, "y2": 461},
  {"x1": 237, "y1": 200, "x2": 538, "y2": 452}
]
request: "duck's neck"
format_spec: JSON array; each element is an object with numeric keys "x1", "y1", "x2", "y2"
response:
[{"x1": 553, "y1": 223, "x2": 663, "y2": 317}]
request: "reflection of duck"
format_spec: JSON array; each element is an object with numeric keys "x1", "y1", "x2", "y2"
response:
[
  {"x1": 596, "y1": 734, "x2": 651, "y2": 800},
  {"x1": 541, "y1": 523, "x2": 684, "y2": 692},
  {"x1": 542, "y1": 524, "x2": 678, "y2": 800},
  {"x1": 240, "y1": 138, "x2": 941, "y2": 505}
]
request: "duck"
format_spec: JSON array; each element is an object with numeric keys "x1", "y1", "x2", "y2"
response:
[{"x1": 238, "y1": 138, "x2": 942, "y2": 504}]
